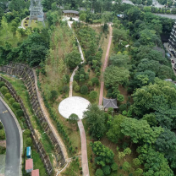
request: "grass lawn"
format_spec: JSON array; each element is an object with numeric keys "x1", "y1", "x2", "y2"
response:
[
  {"x1": 61, "y1": 158, "x2": 81, "y2": 176},
  {"x1": 53, "y1": 100, "x2": 81, "y2": 157},
  {"x1": 0, "y1": 74, "x2": 57, "y2": 175}
]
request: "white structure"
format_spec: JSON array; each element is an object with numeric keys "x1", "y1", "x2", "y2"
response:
[
  {"x1": 58, "y1": 96, "x2": 90, "y2": 120},
  {"x1": 29, "y1": 0, "x2": 45, "y2": 26}
]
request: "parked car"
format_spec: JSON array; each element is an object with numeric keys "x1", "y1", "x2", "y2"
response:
[
  {"x1": 172, "y1": 59, "x2": 175, "y2": 63},
  {"x1": 171, "y1": 51, "x2": 176, "y2": 57},
  {"x1": 166, "y1": 52, "x2": 171, "y2": 59},
  {"x1": 174, "y1": 63, "x2": 176, "y2": 69}
]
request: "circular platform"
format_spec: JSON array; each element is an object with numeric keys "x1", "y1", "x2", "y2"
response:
[{"x1": 58, "y1": 96, "x2": 90, "y2": 119}]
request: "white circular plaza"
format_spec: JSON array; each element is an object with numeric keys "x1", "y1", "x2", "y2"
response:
[{"x1": 58, "y1": 96, "x2": 90, "y2": 119}]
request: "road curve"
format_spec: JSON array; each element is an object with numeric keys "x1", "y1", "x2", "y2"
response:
[{"x1": 0, "y1": 98, "x2": 22, "y2": 176}]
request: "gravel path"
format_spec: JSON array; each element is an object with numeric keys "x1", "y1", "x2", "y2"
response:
[{"x1": 99, "y1": 24, "x2": 112, "y2": 105}]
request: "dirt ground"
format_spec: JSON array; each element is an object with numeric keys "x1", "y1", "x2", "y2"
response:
[{"x1": 0, "y1": 140, "x2": 6, "y2": 148}]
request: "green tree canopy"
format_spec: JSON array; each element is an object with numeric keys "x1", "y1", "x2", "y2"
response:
[
  {"x1": 109, "y1": 53, "x2": 130, "y2": 68},
  {"x1": 155, "y1": 128, "x2": 176, "y2": 169},
  {"x1": 120, "y1": 118, "x2": 163, "y2": 144},
  {"x1": 83, "y1": 104, "x2": 106, "y2": 139},
  {"x1": 113, "y1": 28, "x2": 128, "y2": 44},
  {"x1": 104, "y1": 66, "x2": 129, "y2": 87},
  {"x1": 91, "y1": 141, "x2": 114, "y2": 167},
  {"x1": 66, "y1": 50, "x2": 82, "y2": 70},
  {"x1": 131, "y1": 78, "x2": 176, "y2": 129},
  {"x1": 106, "y1": 114, "x2": 126, "y2": 143},
  {"x1": 137, "y1": 145, "x2": 174, "y2": 176}
]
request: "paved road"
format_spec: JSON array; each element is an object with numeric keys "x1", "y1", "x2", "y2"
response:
[
  {"x1": 99, "y1": 24, "x2": 112, "y2": 105},
  {"x1": 0, "y1": 99, "x2": 21, "y2": 176},
  {"x1": 154, "y1": 13, "x2": 176, "y2": 19}
]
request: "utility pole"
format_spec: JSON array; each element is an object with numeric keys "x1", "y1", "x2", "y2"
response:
[{"x1": 29, "y1": 0, "x2": 45, "y2": 27}]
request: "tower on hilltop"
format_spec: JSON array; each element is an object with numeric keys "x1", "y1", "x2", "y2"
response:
[{"x1": 29, "y1": 0, "x2": 45, "y2": 27}]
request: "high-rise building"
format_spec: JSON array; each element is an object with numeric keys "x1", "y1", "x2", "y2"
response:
[
  {"x1": 168, "y1": 22, "x2": 176, "y2": 56},
  {"x1": 29, "y1": 0, "x2": 45, "y2": 27}
]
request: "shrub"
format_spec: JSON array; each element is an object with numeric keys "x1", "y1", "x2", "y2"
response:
[
  {"x1": 122, "y1": 110, "x2": 127, "y2": 116},
  {"x1": 62, "y1": 85, "x2": 69, "y2": 93},
  {"x1": 0, "y1": 86, "x2": 8, "y2": 94},
  {"x1": 50, "y1": 90, "x2": 58, "y2": 100},
  {"x1": 23, "y1": 129, "x2": 31, "y2": 137},
  {"x1": 133, "y1": 158, "x2": 141, "y2": 166},
  {"x1": 117, "y1": 94, "x2": 124, "y2": 102},
  {"x1": 12, "y1": 102, "x2": 21, "y2": 110},
  {"x1": 0, "y1": 129, "x2": 5, "y2": 140},
  {"x1": 9, "y1": 98, "x2": 15, "y2": 104},
  {"x1": 103, "y1": 165, "x2": 111, "y2": 175},
  {"x1": 26, "y1": 137, "x2": 32, "y2": 146},
  {"x1": 91, "y1": 77, "x2": 99, "y2": 86},
  {"x1": 5, "y1": 93, "x2": 11, "y2": 99},
  {"x1": 89, "y1": 91, "x2": 98, "y2": 102},
  {"x1": 0, "y1": 82, "x2": 5, "y2": 88},
  {"x1": 16, "y1": 109, "x2": 24, "y2": 117},
  {"x1": 74, "y1": 85, "x2": 80, "y2": 92},
  {"x1": 111, "y1": 163, "x2": 118, "y2": 171},
  {"x1": 95, "y1": 169, "x2": 104, "y2": 176},
  {"x1": 69, "y1": 113, "x2": 79, "y2": 124},
  {"x1": 0, "y1": 146, "x2": 6, "y2": 154},
  {"x1": 0, "y1": 123, "x2": 3, "y2": 129},
  {"x1": 119, "y1": 104, "x2": 127, "y2": 112},
  {"x1": 80, "y1": 85, "x2": 88, "y2": 94}
]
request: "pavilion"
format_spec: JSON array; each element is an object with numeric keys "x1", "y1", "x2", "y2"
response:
[{"x1": 103, "y1": 98, "x2": 118, "y2": 110}]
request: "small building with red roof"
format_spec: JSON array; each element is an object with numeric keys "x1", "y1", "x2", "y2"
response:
[
  {"x1": 31, "y1": 169, "x2": 39, "y2": 176},
  {"x1": 25, "y1": 158, "x2": 33, "y2": 173}
]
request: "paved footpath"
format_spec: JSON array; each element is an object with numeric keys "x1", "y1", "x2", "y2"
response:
[
  {"x1": 99, "y1": 24, "x2": 112, "y2": 105},
  {"x1": 67, "y1": 20, "x2": 90, "y2": 176},
  {"x1": 78, "y1": 120, "x2": 89, "y2": 176}
]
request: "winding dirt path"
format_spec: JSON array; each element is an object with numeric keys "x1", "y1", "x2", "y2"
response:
[{"x1": 99, "y1": 24, "x2": 112, "y2": 105}]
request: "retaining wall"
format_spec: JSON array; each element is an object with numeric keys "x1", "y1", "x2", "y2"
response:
[{"x1": 0, "y1": 63, "x2": 66, "y2": 173}]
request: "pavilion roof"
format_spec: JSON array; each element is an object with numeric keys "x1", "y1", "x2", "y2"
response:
[{"x1": 103, "y1": 98, "x2": 118, "y2": 109}]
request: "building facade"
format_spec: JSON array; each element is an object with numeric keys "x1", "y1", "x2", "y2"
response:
[{"x1": 168, "y1": 21, "x2": 176, "y2": 56}]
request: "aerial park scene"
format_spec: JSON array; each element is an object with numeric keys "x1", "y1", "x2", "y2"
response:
[{"x1": 1, "y1": 0, "x2": 176, "y2": 175}]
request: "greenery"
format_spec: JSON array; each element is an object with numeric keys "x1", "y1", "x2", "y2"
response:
[
  {"x1": 66, "y1": 50, "x2": 82, "y2": 70},
  {"x1": 84, "y1": 104, "x2": 106, "y2": 140},
  {"x1": 1, "y1": 1, "x2": 176, "y2": 175},
  {"x1": 91, "y1": 141, "x2": 117, "y2": 175}
]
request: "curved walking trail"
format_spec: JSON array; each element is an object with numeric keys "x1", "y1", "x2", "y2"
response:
[
  {"x1": 33, "y1": 70, "x2": 68, "y2": 161},
  {"x1": 99, "y1": 24, "x2": 112, "y2": 105},
  {"x1": 0, "y1": 97, "x2": 22, "y2": 176},
  {"x1": 67, "y1": 20, "x2": 90, "y2": 176}
]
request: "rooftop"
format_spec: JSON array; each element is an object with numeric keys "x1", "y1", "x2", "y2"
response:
[
  {"x1": 25, "y1": 159, "x2": 33, "y2": 170},
  {"x1": 32, "y1": 169, "x2": 39, "y2": 176},
  {"x1": 103, "y1": 98, "x2": 118, "y2": 109},
  {"x1": 63, "y1": 10, "x2": 79, "y2": 14}
]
